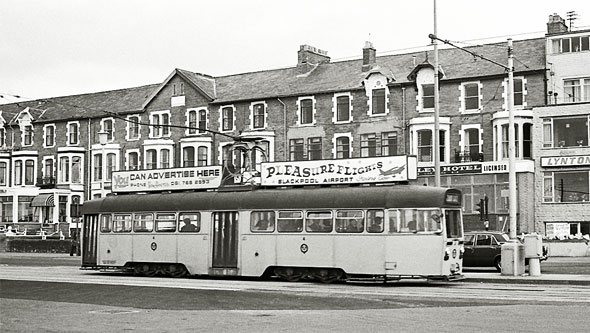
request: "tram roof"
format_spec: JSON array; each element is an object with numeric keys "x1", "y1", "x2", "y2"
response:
[{"x1": 82, "y1": 185, "x2": 458, "y2": 214}]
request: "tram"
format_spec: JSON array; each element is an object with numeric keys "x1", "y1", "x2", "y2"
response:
[{"x1": 81, "y1": 185, "x2": 464, "y2": 282}]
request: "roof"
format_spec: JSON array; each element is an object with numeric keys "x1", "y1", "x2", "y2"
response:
[
  {"x1": 82, "y1": 185, "x2": 453, "y2": 213},
  {"x1": 1, "y1": 84, "x2": 158, "y2": 125},
  {"x1": 212, "y1": 37, "x2": 545, "y2": 103},
  {"x1": 1, "y1": 38, "x2": 546, "y2": 123}
]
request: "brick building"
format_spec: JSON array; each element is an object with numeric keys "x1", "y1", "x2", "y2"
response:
[{"x1": 0, "y1": 29, "x2": 551, "y2": 236}]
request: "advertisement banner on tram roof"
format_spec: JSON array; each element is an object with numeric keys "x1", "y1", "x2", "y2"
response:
[
  {"x1": 261, "y1": 156, "x2": 416, "y2": 186},
  {"x1": 111, "y1": 166, "x2": 222, "y2": 193}
]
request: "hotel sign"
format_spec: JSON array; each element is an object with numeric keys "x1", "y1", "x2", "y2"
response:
[
  {"x1": 541, "y1": 155, "x2": 590, "y2": 167},
  {"x1": 112, "y1": 166, "x2": 222, "y2": 193},
  {"x1": 418, "y1": 164, "x2": 481, "y2": 176},
  {"x1": 261, "y1": 156, "x2": 416, "y2": 186}
]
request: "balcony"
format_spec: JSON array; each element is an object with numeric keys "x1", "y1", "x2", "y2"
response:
[
  {"x1": 36, "y1": 176, "x2": 56, "y2": 189},
  {"x1": 454, "y1": 150, "x2": 484, "y2": 163}
]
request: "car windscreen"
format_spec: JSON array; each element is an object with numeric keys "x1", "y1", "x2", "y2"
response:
[{"x1": 496, "y1": 233, "x2": 510, "y2": 243}]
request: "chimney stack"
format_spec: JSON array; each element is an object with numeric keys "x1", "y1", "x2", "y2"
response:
[
  {"x1": 297, "y1": 45, "x2": 330, "y2": 74},
  {"x1": 547, "y1": 13, "x2": 568, "y2": 35},
  {"x1": 362, "y1": 41, "x2": 376, "y2": 72}
]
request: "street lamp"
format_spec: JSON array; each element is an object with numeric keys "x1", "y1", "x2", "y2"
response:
[{"x1": 97, "y1": 131, "x2": 108, "y2": 197}]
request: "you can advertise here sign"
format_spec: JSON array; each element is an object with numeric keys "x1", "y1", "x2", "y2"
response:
[
  {"x1": 261, "y1": 156, "x2": 417, "y2": 186},
  {"x1": 112, "y1": 166, "x2": 222, "y2": 193}
]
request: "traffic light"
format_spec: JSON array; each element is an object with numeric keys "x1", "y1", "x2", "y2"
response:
[{"x1": 475, "y1": 198, "x2": 484, "y2": 221}]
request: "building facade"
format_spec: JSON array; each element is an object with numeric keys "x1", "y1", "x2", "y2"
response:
[
  {"x1": 1, "y1": 16, "x2": 570, "y2": 237},
  {"x1": 532, "y1": 14, "x2": 590, "y2": 238}
]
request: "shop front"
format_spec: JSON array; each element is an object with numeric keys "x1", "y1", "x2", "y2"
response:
[
  {"x1": 415, "y1": 160, "x2": 535, "y2": 233},
  {"x1": 538, "y1": 155, "x2": 590, "y2": 238}
]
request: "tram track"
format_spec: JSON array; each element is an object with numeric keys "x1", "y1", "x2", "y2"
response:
[{"x1": 2, "y1": 266, "x2": 590, "y2": 304}]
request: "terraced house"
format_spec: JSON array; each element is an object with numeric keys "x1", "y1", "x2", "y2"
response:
[{"x1": 0, "y1": 23, "x2": 558, "y2": 238}]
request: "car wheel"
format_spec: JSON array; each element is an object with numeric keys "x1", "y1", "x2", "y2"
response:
[{"x1": 494, "y1": 257, "x2": 502, "y2": 272}]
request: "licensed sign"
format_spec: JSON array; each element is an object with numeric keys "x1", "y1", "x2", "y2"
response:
[
  {"x1": 112, "y1": 166, "x2": 222, "y2": 193},
  {"x1": 261, "y1": 156, "x2": 416, "y2": 186}
]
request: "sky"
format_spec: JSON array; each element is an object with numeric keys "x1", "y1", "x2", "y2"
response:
[{"x1": 1, "y1": 0, "x2": 589, "y2": 105}]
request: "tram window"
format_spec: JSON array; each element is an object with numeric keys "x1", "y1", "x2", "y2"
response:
[
  {"x1": 335, "y1": 210, "x2": 364, "y2": 233},
  {"x1": 399, "y1": 209, "x2": 419, "y2": 233},
  {"x1": 277, "y1": 211, "x2": 303, "y2": 233},
  {"x1": 179, "y1": 213, "x2": 200, "y2": 232},
  {"x1": 113, "y1": 214, "x2": 132, "y2": 233},
  {"x1": 251, "y1": 211, "x2": 275, "y2": 233},
  {"x1": 306, "y1": 211, "x2": 333, "y2": 233},
  {"x1": 133, "y1": 213, "x2": 153, "y2": 232},
  {"x1": 100, "y1": 214, "x2": 112, "y2": 232},
  {"x1": 388, "y1": 209, "x2": 400, "y2": 233},
  {"x1": 366, "y1": 209, "x2": 384, "y2": 233},
  {"x1": 421, "y1": 209, "x2": 443, "y2": 233},
  {"x1": 155, "y1": 213, "x2": 176, "y2": 232},
  {"x1": 445, "y1": 210, "x2": 463, "y2": 238}
]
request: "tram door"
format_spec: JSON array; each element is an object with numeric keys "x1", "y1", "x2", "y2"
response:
[
  {"x1": 212, "y1": 211, "x2": 239, "y2": 268},
  {"x1": 82, "y1": 214, "x2": 98, "y2": 266}
]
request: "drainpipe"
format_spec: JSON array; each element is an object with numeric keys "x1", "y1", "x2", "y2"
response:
[
  {"x1": 86, "y1": 118, "x2": 91, "y2": 201},
  {"x1": 277, "y1": 98, "x2": 287, "y2": 161},
  {"x1": 401, "y1": 87, "x2": 406, "y2": 154}
]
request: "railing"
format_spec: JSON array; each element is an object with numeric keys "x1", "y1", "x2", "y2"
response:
[
  {"x1": 36, "y1": 176, "x2": 56, "y2": 188},
  {"x1": 454, "y1": 150, "x2": 484, "y2": 163}
]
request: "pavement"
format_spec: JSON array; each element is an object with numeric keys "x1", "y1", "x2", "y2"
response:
[
  {"x1": 463, "y1": 271, "x2": 590, "y2": 285},
  {"x1": 1, "y1": 252, "x2": 590, "y2": 285}
]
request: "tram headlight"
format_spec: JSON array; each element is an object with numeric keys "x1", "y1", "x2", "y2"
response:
[{"x1": 444, "y1": 248, "x2": 450, "y2": 261}]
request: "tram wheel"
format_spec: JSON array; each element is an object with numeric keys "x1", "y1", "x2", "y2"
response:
[
  {"x1": 168, "y1": 264, "x2": 188, "y2": 278},
  {"x1": 136, "y1": 264, "x2": 156, "y2": 277},
  {"x1": 275, "y1": 267, "x2": 303, "y2": 282},
  {"x1": 314, "y1": 269, "x2": 342, "y2": 284}
]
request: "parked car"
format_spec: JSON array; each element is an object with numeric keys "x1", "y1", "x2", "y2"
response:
[{"x1": 463, "y1": 231, "x2": 548, "y2": 272}]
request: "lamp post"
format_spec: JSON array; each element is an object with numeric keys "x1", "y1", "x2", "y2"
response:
[{"x1": 97, "y1": 131, "x2": 108, "y2": 197}]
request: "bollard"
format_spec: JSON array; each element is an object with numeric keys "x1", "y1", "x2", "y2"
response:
[
  {"x1": 529, "y1": 257, "x2": 541, "y2": 276},
  {"x1": 523, "y1": 233, "x2": 543, "y2": 276}
]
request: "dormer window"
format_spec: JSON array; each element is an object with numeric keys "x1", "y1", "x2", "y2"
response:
[
  {"x1": 23, "y1": 125, "x2": 33, "y2": 146},
  {"x1": 422, "y1": 84, "x2": 435, "y2": 109},
  {"x1": 372, "y1": 88, "x2": 386, "y2": 115},
  {"x1": 364, "y1": 73, "x2": 390, "y2": 116}
]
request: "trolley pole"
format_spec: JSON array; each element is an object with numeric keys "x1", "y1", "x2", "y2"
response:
[
  {"x1": 507, "y1": 38, "x2": 517, "y2": 240},
  {"x1": 433, "y1": 0, "x2": 441, "y2": 187}
]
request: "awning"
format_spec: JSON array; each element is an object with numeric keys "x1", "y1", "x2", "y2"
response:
[{"x1": 30, "y1": 194, "x2": 55, "y2": 207}]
